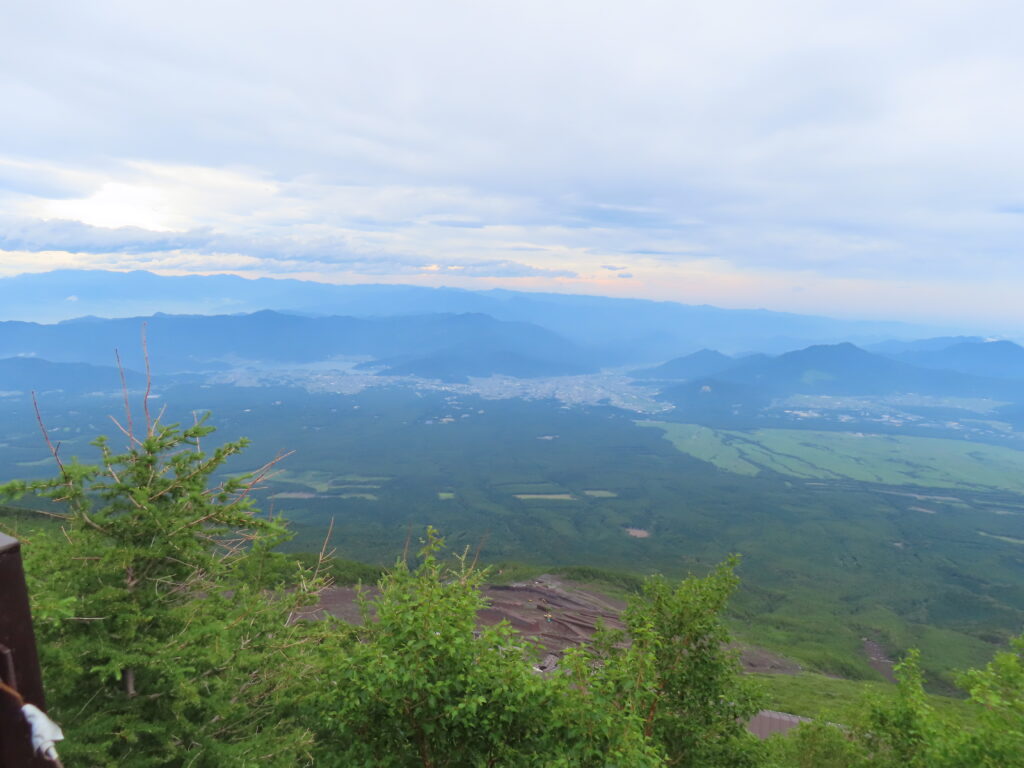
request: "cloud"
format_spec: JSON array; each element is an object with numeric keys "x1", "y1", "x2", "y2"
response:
[
  {"x1": 1, "y1": 2, "x2": 1024, "y2": 326},
  {"x1": 0, "y1": 214, "x2": 577, "y2": 279}
]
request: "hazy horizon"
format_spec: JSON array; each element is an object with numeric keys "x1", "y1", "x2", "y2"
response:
[
  {"x1": 3, "y1": 3, "x2": 1023, "y2": 331},
  {"x1": 0, "y1": 267, "x2": 987, "y2": 338}
]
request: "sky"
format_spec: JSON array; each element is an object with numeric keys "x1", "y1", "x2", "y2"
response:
[{"x1": 2, "y1": 1, "x2": 1023, "y2": 331}]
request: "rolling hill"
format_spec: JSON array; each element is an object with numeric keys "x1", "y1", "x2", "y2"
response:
[
  {"x1": 0, "y1": 357, "x2": 144, "y2": 394},
  {"x1": 630, "y1": 349, "x2": 738, "y2": 380},
  {"x1": 0, "y1": 311, "x2": 596, "y2": 377},
  {"x1": 658, "y1": 342, "x2": 1022, "y2": 409}
]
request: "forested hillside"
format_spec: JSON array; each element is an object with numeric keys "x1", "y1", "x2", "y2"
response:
[{"x1": 2, "y1": 406, "x2": 1021, "y2": 766}]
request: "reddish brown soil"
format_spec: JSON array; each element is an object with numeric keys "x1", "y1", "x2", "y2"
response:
[
  {"x1": 303, "y1": 574, "x2": 801, "y2": 674},
  {"x1": 862, "y1": 637, "x2": 897, "y2": 682}
]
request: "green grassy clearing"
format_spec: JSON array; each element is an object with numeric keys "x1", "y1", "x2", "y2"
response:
[
  {"x1": 640, "y1": 422, "x2": 1024, "y2": 492},
  {"x1": 269, "y1": 469, "x2": 336, "y2": 493},
  {"x1": 15, "y1": 457, "x2": 59, "y2": 468},
  {"x1": 495, "y1": 482, "x2": 569, "y2": 494},
  {"x1": 978, "y1": 530, "x2": 1024, "y2": 545},
  {"x1": 514, "y1": 493, "x2": 575, "y2": 500},
  {"x1": 754, "y1": 672, "x2": 979, "y2": 725}
]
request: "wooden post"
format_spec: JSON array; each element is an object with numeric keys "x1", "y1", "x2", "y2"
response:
[{"x1": 0, "y1": 532, "x2": 50, "y2": 766}]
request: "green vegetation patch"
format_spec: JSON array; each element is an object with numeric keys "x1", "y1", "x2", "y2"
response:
[
  {"x1": 639, "y1": 421, "x2": 1024, "y2": 492},
  {"x1": 637, "y1": 422, "x2": 761, "y2": 476},
  {"x1": 754, "y1": 671, "x2": 979, "y2": 726},
  {"x1": 270, "y1": 469, "x2": 336, "y2": 493},
  {"x1": 514, "y1": 493, "x2": 575, "y2": 500},
  {"x1": 979, "y1": 530, "x2": 1024, "y2": 545},
  {"x1": 495, "y1": 481, "x2": 568, "y2": 494},
  {"x1": 437, "y1": 491, "x2": 455, "y2": 500},
  {"x1": 15, "y1": 456, "x2": 58, "y2": 468}
]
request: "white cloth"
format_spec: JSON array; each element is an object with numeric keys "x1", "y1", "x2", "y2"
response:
[{"x1": 21, "y1": 703, "x2": 63, "y2": 761}]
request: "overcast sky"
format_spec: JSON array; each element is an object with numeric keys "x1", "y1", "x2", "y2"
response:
[{"x1": 2, "y1": 1, "x2": 1023, "y2": 330}]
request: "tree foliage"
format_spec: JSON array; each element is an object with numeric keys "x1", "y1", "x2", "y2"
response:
[
  {"x1": 2, "y1": 413, "x2": 324, "y2": 766},
  {"x1": 628, "y1": 560, "x2": 764, "y2": 766},
  {"x1": 769, "y1": 636, "x2": 1024, "y2": 768},
  {"x1": 309, "y1": 527, "x2": 664, "y2": 767}
]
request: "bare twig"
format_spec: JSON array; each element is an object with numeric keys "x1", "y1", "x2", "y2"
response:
[
  {"x1": 141, "y1": 322, "x2": 153, "y2": 435},
  {"x1": 193, "y1": 411, "x2": 202, "y2": 453},
  {"x1": 401, "y1": 525, "x2": 413, "y2": 566},
  {"x1": 80, "y1": 510, "x2": 111, "y2": 532},
  {"x1": 312, "y1": 516, "x2": 336, "y2": 585},
  {"x1": 219, "y1": 450, "x2": 294, "y2": 510},
  {"x1": 469, "y1": 531, "x2": 490, "y2": 573},
  {"x1": 32, "y1": 392, "x2": 66, "y2": 476},
  {"x1": 114, "y1": 348, "x2": 136, "y2": 446},
  {"x1": 26, "y1": 508, "x2": 71, "y2": 521},
  {"x1": 107, "y1": 414, "x2": 135, "y2": 442}
]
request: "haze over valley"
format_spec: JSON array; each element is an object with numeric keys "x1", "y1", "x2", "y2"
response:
[{"x1": 2, "y1": 269, "x2": 1024, "y2": 694}]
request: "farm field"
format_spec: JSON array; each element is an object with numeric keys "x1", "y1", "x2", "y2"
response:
[{"x1": 639, "y1": 421, "x2": 1024, "y2": 493}]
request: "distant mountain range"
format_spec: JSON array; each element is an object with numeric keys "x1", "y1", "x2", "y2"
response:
[
  {"x1": 0, "y1": 305, "x2": 1021, "y2": 395},
  {"x1": 866, "y1": 336, "x2": 987, "y2": 355},
  {"x1": 0, "y1": 311, "x2": 596, "y2": 380},
  {"x1": 0, "y1": 357, "x2": 144, "y2": 395},
  {"x1": 630, "y1": 349, "x2": 742, "y2": 380},
  {"x1": 0, "y1": 269, "x2": 952, "y2": 360},
  {"x1": 888, "y1": 340, "x2": 1024, "y2": 380},
  {"x1": 657, "y1": 341, "x2": 1024, "y2": 411}
]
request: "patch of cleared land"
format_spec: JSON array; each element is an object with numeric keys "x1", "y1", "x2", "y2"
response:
[
  {"x1": 15, "y1": 457, "x2": 57, "y2": 468},
  {"x1": 978, "y1": 531, "x2": 1024, "y2": 545},
  {"x1": 638, "y1": 421, "x2": 1024, "y2": 493},
  {"x1": 270, "y1": 471, "x2": 392, "y2": 494},
  {"x1": 625, "y1": 528, "x2": 650, "y2": 538},
  {"x1": 437, "y1": 492, "x2": 455, "y2": 500},
  {"x1": 496, "y1": 482, "x2": 568, "y2": 494},
  {"x1": 271, "y1": 469, "x2": 336, "y2": 493},
  {"x1": 583, "y1": 490, "x2": 618, "y2": 498},
  {"x1": 338, "y1": 493, "x2": 378, "y2": 501},
  {"x1": 515, "y1": 493, "x2": 575, "y2": 500}
]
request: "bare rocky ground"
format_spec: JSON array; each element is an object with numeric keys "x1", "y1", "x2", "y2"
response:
[
  {"x1": 862, "y1": 637, "x2": 897, "y2": 682},
  {"x1": 304, "y1": 574, "x2": 802, "y2": 675}
]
